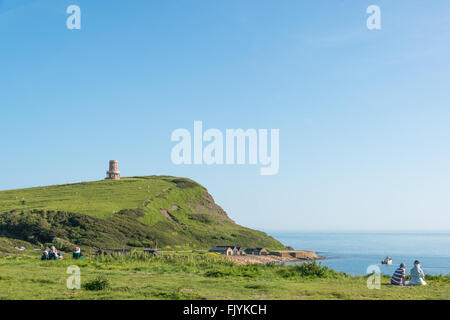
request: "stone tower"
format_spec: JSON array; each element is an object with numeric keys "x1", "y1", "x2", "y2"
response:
[{"x1": 106, "y1": 160, "x2": 120, "y2": 180}]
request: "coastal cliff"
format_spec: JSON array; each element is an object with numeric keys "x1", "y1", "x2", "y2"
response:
[{"x1": 0, "y1": 176, "x2": 285, "y2": 250}]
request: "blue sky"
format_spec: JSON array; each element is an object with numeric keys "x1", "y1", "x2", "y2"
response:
[{"x1": 1, "y1": 0, "x2": 450, "y2": 231}]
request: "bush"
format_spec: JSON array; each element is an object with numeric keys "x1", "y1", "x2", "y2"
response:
[
  {"x1": 52, "y1": 237, "x2": 75, "y2": 252},
  {"x1": 278, "y1": 261, "x2": 342, "y2": 279},
  {"x1": 204, "y1": 270, "x2": 231, "y2": 278},
  {"x1": 171, "y1": 179, "x2": 199, "y2": 189},
  {"x1": 82, "y1": 276, "x2": 111, "y2": 291}
]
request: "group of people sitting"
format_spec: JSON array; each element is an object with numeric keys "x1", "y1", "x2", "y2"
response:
[
  {"x1": 41, "y1": 246, "x2": 83, "y2": 260},
  {"x1": 391, "y1": 260, "x2": 427, "y2": 286}
]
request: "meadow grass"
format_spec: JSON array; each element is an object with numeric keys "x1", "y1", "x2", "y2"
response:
[{"x1": 0, "y1": 252, "x2": 448, "y2": 300}]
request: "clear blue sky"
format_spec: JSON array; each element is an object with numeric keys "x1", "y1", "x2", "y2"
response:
[{"x1": 1, "y1": 0, "x2": 450, "y2": 231}]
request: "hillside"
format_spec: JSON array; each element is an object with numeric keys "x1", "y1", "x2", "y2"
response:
[{"x1": 0, "y1": 176, "x2": 285, "y2": 250}]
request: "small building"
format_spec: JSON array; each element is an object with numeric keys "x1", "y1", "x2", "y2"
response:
[
  {"x1": 209, "y1": 246, "x2": 234, "y2": 256},
  {"x1": 209, "y1": 246, "x2": 245, "y2": 256},
  {"x1": 231, "y1": 246, "x2": 245, "y2": 256},
  {"x1": 244, "y1": 248, "x2": 268, "y2": 256}
]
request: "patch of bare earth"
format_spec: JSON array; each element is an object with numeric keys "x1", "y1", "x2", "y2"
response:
[
  {"x1": 226, "y1": 255, "x2": 316, "y2": 265},
  {"x1": 160, "y1": 209, "x2": 174, "y2": 221},
  {"x1": 160, "y1": 206, "x2": 189, "y2": 229}
]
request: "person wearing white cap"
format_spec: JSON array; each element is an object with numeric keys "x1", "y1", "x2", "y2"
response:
[{"x1": 410, "y1": 260, "x2": 427, "y2": 286}]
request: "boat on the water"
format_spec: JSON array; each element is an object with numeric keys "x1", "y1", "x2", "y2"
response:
[{"x1": 381, "y1": 256, "x2": 393, "y2": 265}]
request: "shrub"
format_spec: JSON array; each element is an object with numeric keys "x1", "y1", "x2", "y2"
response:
[
  {"x1": 52, "y1": 237, "x2": 75, "y2": 252},
  {"x1": 278, "y1": 261, "x2": 341, "y2": 279},
  {"x1": 82, "y1": 276, "x2": 111, "y2": 291},
  {"x1": 171, "y1": 179, "x2": 199, "y2": 189},
  {"x1": 204, "y1": 270, "x2": 232, "y2": 278}
]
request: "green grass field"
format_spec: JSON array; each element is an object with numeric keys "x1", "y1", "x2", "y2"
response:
[{"x1": 0, "y1": 251, "x2": 448, "y2": 300}]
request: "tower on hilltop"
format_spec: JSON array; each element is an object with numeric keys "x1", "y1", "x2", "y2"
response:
[{"x1": 106, "y1": 160, "x2": 120, "y2": 180}]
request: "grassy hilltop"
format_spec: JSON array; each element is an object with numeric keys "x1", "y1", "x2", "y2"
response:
[{"x1": 0, "y1": 176, "x2": 284, "y2": 250}]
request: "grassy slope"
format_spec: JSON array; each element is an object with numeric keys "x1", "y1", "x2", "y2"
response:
[
  {"x1": 0, "y1": 176, "x2": 284, "y2": 250},
  {"x1": 0, "y1": 252, "x2": 448, "y2": 300}
]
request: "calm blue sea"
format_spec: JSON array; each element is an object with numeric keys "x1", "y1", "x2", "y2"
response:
[{"x1": 267, "y1": 232, "x2": 450, "y2": 276}]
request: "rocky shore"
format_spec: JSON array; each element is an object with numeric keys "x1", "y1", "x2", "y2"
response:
[{"x1": 226, "y1": 251, "x2": 325, "y2": 265}]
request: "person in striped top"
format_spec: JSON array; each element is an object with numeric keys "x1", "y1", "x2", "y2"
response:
[{"x1": 391, "y1": 263, "x2": 406, "y2": 286}]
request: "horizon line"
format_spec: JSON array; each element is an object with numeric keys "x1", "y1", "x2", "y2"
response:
[{"x1": 263, "y1": 229, "x2": 450, "y2": 233}]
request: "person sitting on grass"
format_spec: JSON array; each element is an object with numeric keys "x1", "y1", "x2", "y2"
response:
[
  {"x1": 49, "y1": 246, "x2": 58, "y2": 260},
  {"x1": 72, "y1": 247, "x2": 83, "y2": 259},
  {"x1": 391, "y1": 263, "x2": 406, "y2": 286},
  {"x1": 49, "y1": 246, "x2": 63, "y2": 260},
  {"x1": 41, "y1": 247, "x2": 50, "y2": 260},
  {"x1": 410, "y1": 260, "x2": 427, "y2": 286}
]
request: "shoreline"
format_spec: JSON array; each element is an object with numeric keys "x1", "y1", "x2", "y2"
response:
[{"x1": 226, "y1": 251, "x2": 326, "y2": 265}]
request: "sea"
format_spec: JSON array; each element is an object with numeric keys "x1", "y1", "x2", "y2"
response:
[{"x1": 267, "y1": 231, "x2": 450, "y2": 276}]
